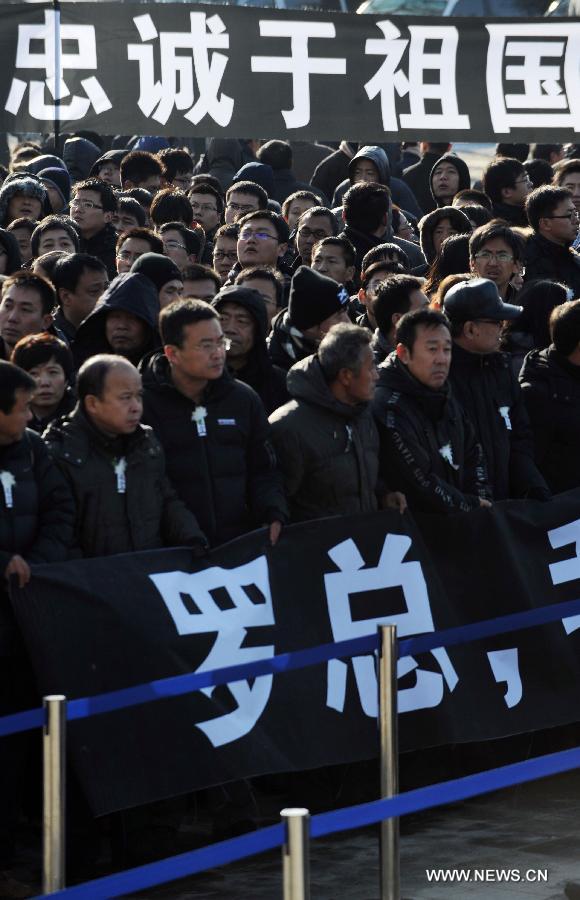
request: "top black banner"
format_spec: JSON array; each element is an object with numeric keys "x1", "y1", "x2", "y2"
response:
[{"x1": 2, "y1": 4, "x2": 580, "y2": 142}]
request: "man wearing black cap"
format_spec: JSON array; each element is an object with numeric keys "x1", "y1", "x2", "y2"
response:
[
  {"x1": 130, "y1": 252, "x2": 183, "y2": 309},
  {"x1": 267, "y1": 265, "x2": 350, "y2": 372},
  {"x1": 443, "y1": 277, "x2": 550, "y2": 501},
  {"x1": 212, "y1": 285, "x2": 287, "y2": 415}
]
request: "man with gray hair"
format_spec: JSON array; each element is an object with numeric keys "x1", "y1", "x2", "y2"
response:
[{"x1": 269, "y1": 323, "x2": 405, "y2": 522}]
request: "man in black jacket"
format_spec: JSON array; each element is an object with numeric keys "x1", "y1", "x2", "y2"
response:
[
  {"x1": 373, "y1": 308, "x2": 492, "y2": 513},
  {"x1": 482, "y1": 157, "x2": 531, "y2": 227},
  {"x1": 142, "y1": 298, "x2": 287, "y2": 547},
  {"x1": 524, "y1": 185, "x2": 580, "y2": 298},
  {"x1": 402, "y1": 141, "x2": 451, "y2": 214},
  {"x1": 69, "y1": 178, "x2": 118, "y2": 279},
  {"x1": 443, "y1": 278, "x2": 550, "y2": 501}
]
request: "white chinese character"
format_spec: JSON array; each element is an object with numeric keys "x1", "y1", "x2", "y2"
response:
[
  {"x1": 149, "y1": 555, "x2": 274, "y2": 747},
  {"x1": 251, "y1": 21, "x2": 346, "y2": 129},
  {"x1": 486, "y1": 24, "x2": 580, "y2": 132},
  {"x1": 548, "y1": 518, "x2": 580, "y2": 635},
  {"x1": 127, "y1": 13, "x2": 233, "y2": 127},
  {"x1": 5, "y1": 10, "x2": 111, "y2": 121},
  {"x1": 364, "y1": 21, "x2": 469, "y2": 132},
  {"x1": 324, "y1": 534, "x2": 458, "y2": 718},
  {"x1": 487, "y1": 648, "x2": 522, "y2": 708}
]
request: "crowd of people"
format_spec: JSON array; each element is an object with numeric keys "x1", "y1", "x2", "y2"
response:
[{"x1": 1, "y1": 132, "x2": 580, "y2": 893}]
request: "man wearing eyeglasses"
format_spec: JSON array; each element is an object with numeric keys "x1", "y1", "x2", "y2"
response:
[
  {"x1": 295, "y1": 207, "x2": 337, "y2": 267},
  {"x1": 141, "y1": 298, "x2": 287, "y2": 547},
  {"x1": 524, "y1": 185, "x2": 580, "y2": 299},
  {"x1": 69, "y1": 178, "x2": 118, "y2": 279},
  {"x1": 469, "y1": 222, "x2": 525, "y2": 302},
  {"x1": 224, "y1": 181, "x2": 268, "y2": 225},
  {"x1": 443, "y1": 278, "x2": 550, "y2": 502},
  {"x1": 482, "y1": 158, "x2": 532, "y2": 227}
]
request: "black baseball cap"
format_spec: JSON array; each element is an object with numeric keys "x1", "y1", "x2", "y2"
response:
[{"x1": 443, "y1": 277, "x2": 522, "y2": 323}]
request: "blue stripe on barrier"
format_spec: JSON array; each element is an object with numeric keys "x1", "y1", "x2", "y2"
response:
[
  {"x1": 34, "y1": 744, "x2": 580, "y2": 899},
  {"x1": 6, "y1": 594, "x2": 580, "y2": 738}
]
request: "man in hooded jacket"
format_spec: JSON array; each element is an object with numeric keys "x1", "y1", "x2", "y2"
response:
[
  {"x1": 429, "y1": 153, "x2": 471, "y2": 209},
  {"x1": 331, "y1": 145, "x2": 422, "y2": 220}
]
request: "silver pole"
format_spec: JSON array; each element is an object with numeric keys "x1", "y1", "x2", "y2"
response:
[
  {"x1": 379, "y1": 624, "x2": 399, "y2": 900},
  {"x1": 281, "y1": 807, "x2": 310, "y2": 900},
  {"x1": 43, "y1": 694, "x2": 66, "y2": 894}
]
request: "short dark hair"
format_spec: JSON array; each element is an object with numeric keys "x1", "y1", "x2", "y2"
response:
[
  {"x1": 257, "y1": 140, "x2": 292, "y2": 171},
  {"x1": 116, "y1": 226, "x2": 163, "y2": 256},
  {"x1": 7, "y1": 217, "x2": 36, "y2": 237},
  {"x1": 33, "y1": 250, "x2": 68, "y2": 281},
  {"x1": 553, "y1": 158, "x2": 580, "y2": 186},
  {"x1": 550, "y1": 299, "x2": 580, "y2": 355},
  {"x1": 318, "y1": 323, "x2": 372, "y2": 382},
  {"x1": 361, "y1": 260, "x2": 401, "y2": 290},
  {"x1": 121, "y1": 187, "x2": 153, "y2": 210},
  {"x1": 524, "y1": 158, "x2": 554, "y2": 190},
  {"x1": 343, "y1": 182, "x2": 390, "y2": 233},
  {"x1": 158, "y1": 221, "x2": 201, "y2": 258},
  {"x1": 532, "y1": 143, "x2": 562, "y2": 162},
  {"x1": 159, "y1": 298, "x2": 218, "y2": 347},
  {"x1": 120, "y1": 151, "x2": 163, "y2": 188},
  {"x1": 190, "y1": 174, "x2": 223, "y2": 195},
  {"x1": 214, "y1": 222, "x2": 239, "y2": 241},
  {"x1": 374, "y1": 275, "x2": 424, "y2": 336},
  {"x1": 150, "y1": 189, "x2": 193, "y2": 227},
  {"x1": 2, "y1": 270, "x2": 55, "y2": 315},
  {"x1": 297, "y1": 206, "x2": 338, "y2": 236},
  {"x1": 116, "y1": 196, "x2": 147, "y2": 228},
  {"x1": 525, "y1": 185, "x2": 572, "y2": 232},
  {"x1": 453, "y1": 189, "x2": 493, "y2": 212},
  {"x1": 312, "y1": 236, "x2": 356, "y2": 270},
  {"x1": 395, "y1": 307, "x2": 450, "y2": 351},
  {"x1": 182, "y1": 263, "x2": 221, "y2": 293},
  {"x1": 469, "y1": 221, "x2": 525, "y2": 262},
  {"x1": 225, "y1": 180, "x2": 268, "y2": 209},
  {"x1": 157, "y1": 148, "x2": 194, "y2": 181},
  {"x1": 77, "y1": 354, "x2": 135, "y2": 401},
  {"x1": 73, "y1": 178, "x2": 117, "y2": 213},
  {"x1": 361, "y1": 242, "x2": 410, "y2": 272},
  {"x1": 30, "y1": 215, "x2": 80, "y2": 258},
  {"x1": 282, "y1": 190, "x2": 319, "y2": 219},
  {"x1": 495, "y1": 143, "x2": 529, "y2": 163},
  {"x1": 238, "y1": 209, "x2": 290, "y2": 244},
  {"x1": 52, "y1": 252, "x2": 107, "y2": 299},
  {"x1": 459, "y1": 205, "x2": 493, "y2": 228},
  {"x1": 236, "y1": 265, "x2": 284, "y2": 307},
  {"x1": 11, "y1": 331, "x2": 73, "y2": 380},
  {"x1": 482, "y1": 158, "x2": 525, "y2": 204},
  {"x1": 188, "y1": 182, "x2": 224, "y2": 215},
  {"x1": 0, "y1": 360, "x2": 35, "y2": 413}
]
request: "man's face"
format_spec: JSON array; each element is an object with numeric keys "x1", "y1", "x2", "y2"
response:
[
  {"x1": 70, "y1": 189, "x2": 111, "y2": 239},
  {"x1": 225, "y1": 191, "x2": 261, "y2": 224},
  {"x1": 312, "y1": 244, "x2": 354, "y2": 285},
  {"x1": 182, "y1": 278, "x2": 218, "y2": 301},
  {"x1": 97, "y1": 162, "x2": 121, "y2": 187},
  {"x1": 212, "y1": 235, "x2": 239, "y2": 280},
  {"x1": 60, "y1": 267, "x2": 108, "y2": 326},
  {"x1": 352, "y1": 160, "x2": 380, "y2": 184},
  {"x1": 359, "y1": 267, "x2": 391, "y2": 327},
  {"x1": 238, "y1": 218, "x2": 284, "y2": 267},
  {"x1": 219, "y1": 302, "x2": 255, "y2": 363},
  {"x1": 471, "y1": 237, "x2": 519, "y2": 292},
  {"x1": 0, "y1": 285, "x2": 52, "y2": 351},
  {"x1": 138, "y1": 174, "x2": 161, "y2": 193},
  {"x1": 561, "y1": 172, "x2": 580, "y2": 212},
  {"x1": 431, "y1": 163, "x2": 460, "y2": 202},
  {"x1": 159, "y1": 279, "x2": 183, "y2": 310},
  {"x1": 43, "y1": 184, "x2": 65, "y2": 214},
  {"x1": 37, "y1": 228, "x2": 76, "y2": 256},
  {"x1": 111, "y1": 211, "x2": 140, "y2": 236},
  {"x1": 0, "y1": 388, "x2": 32, "y2": 445},
  {"x1": 162, "y1": 228, "x2": 194, "y2": 271},
  {"x1": 11, "y1": 227, "x2": 32, "y2": 261},
  {"x1": 85, "y1": 365, "x2": 143, "y2": 435},
  {"x1": 166, "y1": 318, "x2": 227, "y2": 382},
  {"x1": 397, "y1": 323, "x2": 452, "y2": 389},
  {"x1": 318, "y1": 308, "x2": 350, "y2": 338},
  {"x1": 432, "y1": 218, "x2": 459, "y2": 257},
  {"x1": 462, "y1": 318, "x2": 503, "y2": 354},
  {"x1": 7, "y1": 192, "x2": 42, "y2": 223},
  {"x1": 238, "y1": 277, "x2": 278, "y2": 327},
  {"x1": 344, "y1": 345, "x2": 379, "y2": 403},
  {"x1": 105, "y1": 309, "x2": 148, "y2": 356},
  {"x1": 504, "y1": 171, "x2": 532, "y2": 207},
  {"x1": 296, "y1": 214, "x2": 334, "y2": 265},
  {"x1": 29, "y1": 356, "x2": 67, "y2": 413},
  {"x1": 116, "y1": 237, "x2": 154, "y2": 274},
  {"x1": 286, "y1": 197, "x2": 317, "y2": 230},
  {"x1": 541, "y1": 198, "x2": 580, "y2": 247},
  {"x1": 172, "y1": 171, "x2": 193, "y2": 192},
  {"x1": 190, "y1": 192, "x2": 220, "y2": 232}
]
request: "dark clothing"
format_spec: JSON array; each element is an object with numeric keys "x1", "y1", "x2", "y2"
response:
[
  {"x1": 205, "y1": 138, "x2": 244, "y2": 192},
  {"x1": 28, "y1": 385, "x2": 76, "y2": 435},
  {"x1": 44, "y1": 406, "x2": 206, "y2": 557},
  {"x1": 289, "y1": 141, "x2": 334, "y2": 184},
  {"x1": 269, "y1": 168, "x2": 327, "y2": 206},
  {"x1": 371, "y1": 328, "x2": 393, "y2": 366},
  {"x1": 331, "y1": 146, "x2": 422, "y2": 220},
  {"x1": 402, "y1": 151, "x2": 445, "y2": 215},
  {"x1": 520, "y1": 347, "x2": 580, "y2": 494},
  {"x1": 269, "y1": 355, "x2": 380, "y2": 522},
  {"x1": 491, "y1": 201, "x2": 528, "y2": 227},
  {"x1": 372, "y1": 355, "x2": 491, "y2": 513},
  {"x1": 524, "y1": 233, "x2": 580, "y2": 298},
  {"x1": 310, "y1": 143, "x2": 356, "y2": 202},
  {"x1": 79, "y1": 222, "x2": 118, "y2": 280},
  {"x1": 267, "y1": 309, "x2": 319, "y2": 372},
  {"x1": 448, "y1": 343, "x2": 550, "y2": 500},
  {"x1": 52, "y1": 307, "x2": 78, "y2": 345},
  {"x1": 141, "y1": 353, "x2": 287, "y2": 546},
  {"x1": 339, "y1": 224, "x2": 426, "y2": 275}
]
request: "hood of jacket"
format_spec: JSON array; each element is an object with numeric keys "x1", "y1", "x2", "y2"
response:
[
  {"x1": 0, "y1": 174, "x2": 49, "y2": 226},
  {"x1": 232, "y1": 161, "x2": 276, "y2": 198},
  {"x1": 207, "y1": 139, "x2": 244, "y2": 171},
  {"x1": 286, "y1": 353, "x2": 366, "y2": 419},
  {"x1": 348, "y1": 145, "x2": 390, "y2": 187},
  {"x1": 63, "y1": 137, "x2": 101, "y2": 182},
  {"x1": 26, "y1": 154, "x2": 66, "y2": 175},
  {"x1": 418, "y1": 206, "x2": 472, "y2": 264},
  {"x1": 89, "y1": 149, "x2": 129, "y2": 177},
  {"x1": 429, "y1": 153, "x2": 471, "y2": 205}
]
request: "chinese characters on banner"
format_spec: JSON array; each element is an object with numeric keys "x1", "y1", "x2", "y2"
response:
[{"x1": 2, "y1": 3, "x2": 580, "y2": 140}]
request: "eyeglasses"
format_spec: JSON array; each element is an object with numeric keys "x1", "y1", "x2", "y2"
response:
[
  {"x1": 226, "y1": 201, "x2": 256, "y2": 213},
  {"x1": 239, "y1": 228, "x2": 278, "y2": 241},
  {"x1": 545, "y1": 210, "x2": 580, "y2": 221},
  {"x1": 190, "y1": 202, "x2": 218, "y2": 213},
  {"x1": 474, "y1": 251, "x2": 514, "y2": 263},
  {"x1": 515, "y1": 177, "x2": 532, "y2": 186},
  {"x1": 116, "y1": 250, "x2": 142, "y2": 261},
  {"x1": 163, "y1": 240, "x2": 187, "y2": 251},
  {"x1": 190, "y1": 336, "x2": 231, "y2": 353},
  {"x1": 298, "y1": 226, "x2": 329, "y2": 240},
  {"x1": 70, "y1": 199, "x2": 103, "y2": 211},
  {"x1": 213, "y1": 250, "x2": 238, "y2": 261}
]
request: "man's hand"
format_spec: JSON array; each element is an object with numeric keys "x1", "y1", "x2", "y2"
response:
[
  {"x1": 5, "y1": 555, "x2": 31, "y2": 588},
  {"x1": 269, "y1": 520, "x2": 282, "y2": 546},
  {"x1": 383, "y1": 491, "x2": 407, "y2": 514},
  {"x1": 479, "y1": 498, "x2": 493, "y2": 508}
]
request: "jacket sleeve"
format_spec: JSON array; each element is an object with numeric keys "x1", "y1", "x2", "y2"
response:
[
  {"x1": 247, "y1": 393, "x2": 289, "y2": 525},
  {"x1": 27, "y1": 433, "x2": 75, "y2": 564},
  {"x1": 460, "y1": 413, "x2": 493, "y2": 504},
  {"x1": 156, "y1": 443, "x2": 208, "y2": 548},
  {"x1": 518, "y1": 377, "x2": 555, "y2": 471},
  {"x1": 268, "y1": 415, "x2": 305, "y2": 503},
  {"x1": 506, "y1": 383, "x2": 551, "y2": 500}
]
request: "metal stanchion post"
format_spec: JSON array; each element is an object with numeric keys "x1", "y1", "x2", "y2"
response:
[
  {"x1": 43, "y1": 694, "x2": 66, "y2": 894},
  {"x1": 281, "y1": 807, "x2": 310, "y2": 900},
  {"x1": 379, "y1": 624, "x2": 399, "y2": 900}
]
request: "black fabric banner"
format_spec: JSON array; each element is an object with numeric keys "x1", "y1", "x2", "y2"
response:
[
  {"x1": 12, "y1": 490, "x2": 580, "y2": 816},
  {"x1": 1, "y1": 4, "x2": 580, "y2": 141}
]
